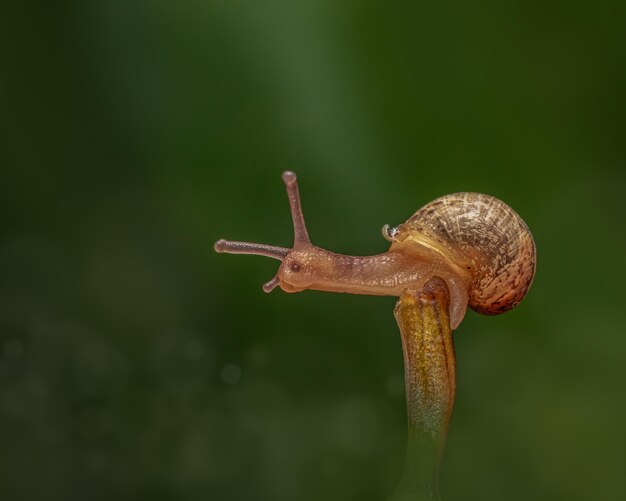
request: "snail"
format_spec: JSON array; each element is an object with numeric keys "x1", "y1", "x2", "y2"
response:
[{"x1": 214, "y1": 171, "x2": 536, "y2": 330}]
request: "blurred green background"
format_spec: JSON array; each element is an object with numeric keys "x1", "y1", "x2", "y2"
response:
[{"x1": 2, "y1": 1, "x2": 625, "y2": 500}]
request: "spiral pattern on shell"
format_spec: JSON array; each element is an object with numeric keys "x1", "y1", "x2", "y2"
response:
[{"x1": 404, "y1": 192, "x2": 536, "y2": 315}]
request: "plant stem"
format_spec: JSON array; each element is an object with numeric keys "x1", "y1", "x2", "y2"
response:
[{"x1": 388, "y1": 278, "x2": 456, "y2": 501}]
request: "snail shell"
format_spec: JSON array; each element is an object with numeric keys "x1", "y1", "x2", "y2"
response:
[{"x1": 391, "y1": 192, "x2": 536, "y2": 315}]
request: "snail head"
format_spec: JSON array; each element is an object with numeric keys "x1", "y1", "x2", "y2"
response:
[{"x1": 214, "y1": 171, "x2": 323, "y2": 293}]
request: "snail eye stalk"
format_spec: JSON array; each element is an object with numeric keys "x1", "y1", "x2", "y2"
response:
[
  {"x1": 213, "y1": 240, "x2": 289, "y2": 260},
  {"x1": 282, "y1": 171, "x2": 311, "y2": 247}
]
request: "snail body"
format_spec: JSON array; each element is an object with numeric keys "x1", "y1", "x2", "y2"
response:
[{"x1": 214, "y1": 172, "x2": 536, "y2": 330}]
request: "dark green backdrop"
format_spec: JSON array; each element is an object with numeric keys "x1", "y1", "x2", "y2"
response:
[{"x1": 2, "y1": 1, "x2": 625, "y2": 500}]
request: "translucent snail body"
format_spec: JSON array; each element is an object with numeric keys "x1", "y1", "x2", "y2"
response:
[{"x1": 214, "y1": 171, "x2": 536, "y2": 330}]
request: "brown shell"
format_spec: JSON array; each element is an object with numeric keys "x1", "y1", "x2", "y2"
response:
[{"x1": 403, "y1": 192, "x2": 536, "y2": 315}]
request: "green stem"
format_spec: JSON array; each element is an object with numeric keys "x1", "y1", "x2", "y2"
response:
[{"x1": 389, "y1": 278, "x2": 456, "y2": 501}]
